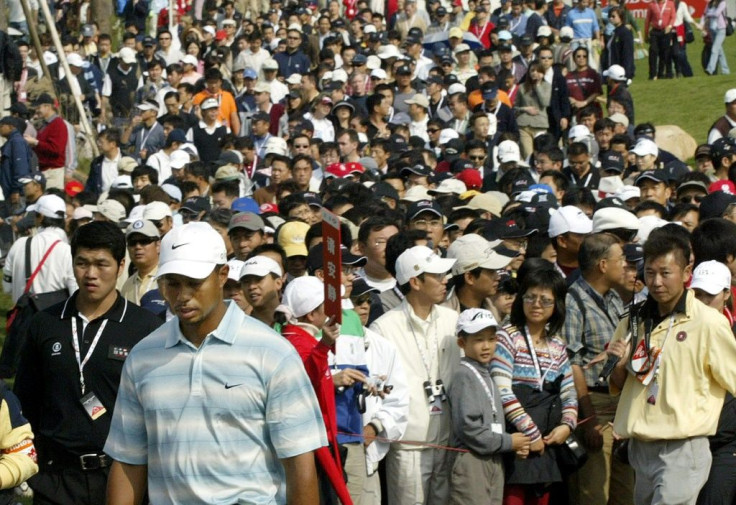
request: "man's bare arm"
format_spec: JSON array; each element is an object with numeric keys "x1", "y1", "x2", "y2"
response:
[
  {"x1": 282, "y1": 451, "x2": 319, "y2": 505},
  {"x1": 106, "y1": 461, "x2": 147, "y2": 505}
]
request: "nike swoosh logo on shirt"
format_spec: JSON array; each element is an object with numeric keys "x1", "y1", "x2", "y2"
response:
[{"x1": 225, "y1": 383, "x2": 243, "y2": 389}]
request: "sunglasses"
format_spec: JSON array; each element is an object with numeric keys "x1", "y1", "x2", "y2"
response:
[
  {"x1": 469, "y1": 155, "x2": 486, "y2": 161},
  {"x1": 127, "y1": 237, "x2": 158, "y2": 247},
  {"x1": 427, "y1": 128, "x2": 440, "y2": 133},
  {"x1": 679, "y1": 194, "x2": 704, "y2": 204}
]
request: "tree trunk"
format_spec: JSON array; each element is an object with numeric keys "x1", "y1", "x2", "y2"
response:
[{"x1": 91, "y1": 0, "x2": 114, "y2": 35}]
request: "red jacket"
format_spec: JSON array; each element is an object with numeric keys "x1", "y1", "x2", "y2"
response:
[
  {"x1": 282, "y1": 324, "x2": 353, "y2": 505},
  {"x1": 35, "y1": 116, "x2": 67, "y2": 170}
]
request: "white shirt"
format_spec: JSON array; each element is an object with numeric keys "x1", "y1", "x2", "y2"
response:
[
  {"x1": 2, "y1": 227, "x2": 78, "y2": 303},
  {"x1": 305, "y1": 114, "x2": 335, "y2": 142},
  {"x1": 409, "y1": 115, "x2": 430, "y2": 143},
  {"x1": 708, "y1": 115, "x2": 736, "y2": 144},
  {"x1": 147, "y1": 150, "x2": 173, "y2": 181},
  {"x1": 237, "y1": 48, "x2": 270, "y2": 75},
  {"x1": 101, "y1": 151, "x2": 121, "y2": 192},
  {"x1": 264, "y1": 78, "x2": 289, "y2": 103}
]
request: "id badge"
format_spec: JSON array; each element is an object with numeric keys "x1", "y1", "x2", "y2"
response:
[
  {"x1": 81, "y1": 392, "x2": 107, "y2": 420},
  {"x1": 429, "y1": 396, "x2": 444, "y2": 416},
  {"x1": 646, "y1": 380, "x2": 659, "y2": 405},
  {"x1": 492, "y1": 423, "x2": 504, "y2": 434}
]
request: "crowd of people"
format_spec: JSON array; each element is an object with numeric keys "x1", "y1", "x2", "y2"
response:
[{"x1": 1, "y1": 0, "x2": 736, "y2": 503}]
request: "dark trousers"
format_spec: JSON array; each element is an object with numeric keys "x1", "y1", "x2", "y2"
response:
[
  {"x1": 672, "y1": 38, "x2": 694, "y2": 77},
  {"x1": 648, "y1": 29, "x2": 673, "y2": 78},
  {"x1": 29, "y1": 466, "x2": 109, "y2": 505},
  {"x1": 697, "y1": 448, "x2": 736, "y2": 505}
]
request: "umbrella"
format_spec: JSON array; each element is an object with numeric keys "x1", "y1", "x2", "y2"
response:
[{"x1": 422, "y1": 31, "x2": 484, "y2": 52}]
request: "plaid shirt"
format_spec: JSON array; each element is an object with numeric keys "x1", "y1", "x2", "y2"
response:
[{"x1": 563, "y1": 277, "x2": 625, "y2": 386}]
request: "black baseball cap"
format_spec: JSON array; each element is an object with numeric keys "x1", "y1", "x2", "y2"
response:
[
  {"x1": 600, "y1": 151, "x2": 625, "y2": 173},
  {"x1": 634, "y1": 170, "x2": 668, "y2": 186},
  {"x1": 407, "y1": 199, "x2": 443, "y2": 220},
  {"x1": 180, "y1": 197, "x2": 212, "y2": 214}
]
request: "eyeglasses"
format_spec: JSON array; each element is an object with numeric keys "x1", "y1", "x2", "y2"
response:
[
  {"x1": 522, "y1": 294, "x2": 555, "y2": 307},
  {"x1": 539, "y1": 55, "x2": 553, "y2": 60},
  {"x1": 127, "y1": 237, "x2": 158, "y2": 247},
  {"x1": 287, "y1": 36, "x2": 301, "y2": 40},
  {"x1": 351, "y1": 293, "x2": 373, "y2": 306},
  {"x1": 505, "y1": 238, "x2": 528, "y2": 250},
  {"x1": 159, "y1": 36, "x2": 171, "y2": 40},
  {"x1": 469, "y1": 155, "x2": 486, "y2": 161},
  {"x1": 679, "y1": 194, "x2": 704, "y2": 204},
  {"x1": 412, "y1": 219, "x2": 443, "y2": 229}
]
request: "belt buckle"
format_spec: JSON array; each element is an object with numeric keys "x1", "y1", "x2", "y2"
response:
[{"x1": 79, "y1": 453, "x2": 100, "y2": 471}]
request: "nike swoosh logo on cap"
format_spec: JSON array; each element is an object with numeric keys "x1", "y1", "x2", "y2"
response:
[{"x1": 171, "y1": 243, "x2": 189, "y2": 249}]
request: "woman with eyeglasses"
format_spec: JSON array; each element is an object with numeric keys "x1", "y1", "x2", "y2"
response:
[
  {"x1": 491, "y1": 265, "x2": 577, "y2": 505},
  {"x1": 514, "y1": 61, "x2": 551, "y2": 159}
]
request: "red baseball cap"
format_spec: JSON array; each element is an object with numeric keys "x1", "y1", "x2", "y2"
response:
[
  {"x1": 215, "y1": 29, "x2": 227, "y2": 41},
  {"x1": 325, "y1": 163, "x2": 352, "y2": 178},
  {"x1": 65, "y1": 180, "x2": 84, "y2": 197},
  {"x1": 455, "y1": 169, "x2": 482, "y2": 190},
  {"x1": 260, "y1": 203, "x2": 279, "y2": 214}
]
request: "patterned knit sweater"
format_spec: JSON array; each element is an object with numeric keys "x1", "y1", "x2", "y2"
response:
[{"x1": 490, "y1": 325, "x2": 578, "y2": 443}]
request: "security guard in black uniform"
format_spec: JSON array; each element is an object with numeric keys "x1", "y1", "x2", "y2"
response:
[{"x1": 14, "y1": 221, "x2": 163, "y2": 505}]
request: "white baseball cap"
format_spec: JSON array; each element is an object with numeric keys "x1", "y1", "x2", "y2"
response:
[
  {"x1": 161, "y1": 183, "x2": 182, "y2": 202},
  {"x1": 438, "y1": 128, "x2": 460, "y2": 145},
  {"x1": 395, "y1": 245, "x2": 456, "y2": 285},
  {"x1": 428, "y1": 178, "x2": 467, "y2": 196},
  {"x1": 603, "y1": 64, "x2": 627, "y2": 81},
  {"x1": 635, "y1": 215, "x2": 668, "y2": 244},
  {"x1": 286, "y1": 73, "x2": 302, "y2": 85},
  {"x1": 28, "y1": 194, "x2": 66, "y2": 219},
  {"x1": 725, "y1": 89, "x2": 736, "y2": 104},
  {"x1": 181, "y1": 54, "x2": 198, "y2": 66},
  {"x1": 226, "y1": 259, "x2": 245, "y2": 282},
  {"x1": 370, "y1": 68, "x2": 387, "y2": 79},
  {"x1": 691, "y1": 260, "x2": 731, "y2": 295},
  {"x1": 592, "y1": 207, "x2": 639, "y2": 233},
  {"x1": 170, "y1": 150, "x2": 191, "y2": 169},
  {"x1": 96, "y1": 199, "x2": 127, "y2": 223},
  {"x1": 239, "y1": 255, "x2": 283, "y2": 279},
  {"x1": 497, "y1": 140, "x2": 523, "y2": 164},
  {"x1": 118, "y1": 47, "x2": 137, "y2": 64},
  {"x1": 457, "y1": 308, "x2": 499, "y2": 334},
  {"x1": 282, "y1": 276, "x2": 324, "y2": 318},
  {"x1": 447, "y1": 83, "x2": 466, "y2": 95},
  {"x1": 157, "y1": 222, "x2": 228, "y2": 279},
  {"x1": 568, "y1": 124, "x2": 590, "y2": 140},
  {"x1": 143, "y1": 201, "x2": 173, "y2": 220},
  {"x1": 630, "y1": 138, "x2": 659, "y2": 157},
  {"x1": 111, "y1": 175, "x2": 133, "y2": 190},
  {"x1": 67, "y1": 53, "x2": 85, "y2": 67},
  {"x1": 548, "y1": 206, "x2": 593, "y2": 238},
  {"x1": 447, "y1": 234, "x2": 510, "y2": 275},
  {"x1": 614, "y1": 185, "x2": 640, "y2": 202}
]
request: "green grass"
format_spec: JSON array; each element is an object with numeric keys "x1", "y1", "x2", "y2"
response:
[{"x1": 629, "y1": 30, "x2": 736, "y2": 145}]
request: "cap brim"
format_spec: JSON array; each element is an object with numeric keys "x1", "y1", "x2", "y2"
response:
[
  {"x1": 690, "y1": 279, "x2": 725, "y2": 295},
  {"x1": 157, "y1": 260, "x2": 217, "y2": 279},
  {"x1": 479, "y1": 253, "x2": 512, "y2": 270},
  {"x1": 283, "y1": 245, "x2": 308, "y2": 257},
  {"x1": 459, "y1": 320, "x2": 498, "y2": 333},
  {"x1": 423, "y1": 257, "x2": 457, "y2": 275}
]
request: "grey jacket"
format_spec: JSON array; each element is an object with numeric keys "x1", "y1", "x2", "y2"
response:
[{"x1": 448, "y1": 357, "x2": 513, "y2": 456}]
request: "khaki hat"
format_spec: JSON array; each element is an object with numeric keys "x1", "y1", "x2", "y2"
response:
[
  {"x1": 453, "y1": 193, "x2": 502, "y2": 217},
  {"x1": 125, "y1": 219, "x2": 160, "y2": 238},
  {"x1": 96, "y1": 199, "x2": 127, "y2": 223},
  {"x1": 215, "y1": 164, "x2": 241, "y2": 180},
  {"x1": 405, "y1": 93, "x2": 429, "y2": 109},
  {"x1": 254, "y1": 81, "x2": 271, "y2": 94},
  {"x1": 118, "y1": 156, "x2": 138, "y2": 174}
]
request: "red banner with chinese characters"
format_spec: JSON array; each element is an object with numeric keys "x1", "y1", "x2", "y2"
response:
[{"x1": 321, "y1": 209, "x2": 343, "y2": 324}]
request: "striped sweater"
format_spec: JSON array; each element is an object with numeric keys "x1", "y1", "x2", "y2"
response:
[{"x1": 490, "y1": 325, "x2": 578, "y2": 443}]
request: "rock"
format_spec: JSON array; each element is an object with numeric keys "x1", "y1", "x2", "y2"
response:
[{"x1": 655, "y1": 125, "x2": 698, "y2": 161}]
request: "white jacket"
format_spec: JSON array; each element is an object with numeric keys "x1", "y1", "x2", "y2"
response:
[
  {"x1": 362, "y1": 327, "x2": 409, "y2": 474},
  {"x1": 369, "y1": 300, "x2": 460, "y2": 449}
]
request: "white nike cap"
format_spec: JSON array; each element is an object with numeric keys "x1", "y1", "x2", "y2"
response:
[{"x1": 157, "y1": 222, "x2": 227, "y2": 279}]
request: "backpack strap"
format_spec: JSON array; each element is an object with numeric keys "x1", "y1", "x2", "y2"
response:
[
  {"x1": 23, "y1": 239, "x2": 62, "y2": 295},
  {"x1": 22, "y1": 237, "x2": 31, "y2": 290}
]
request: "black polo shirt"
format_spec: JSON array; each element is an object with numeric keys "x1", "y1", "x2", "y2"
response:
[{"x1": 14, "y1": 292, "x2": 163, "y2": 457}]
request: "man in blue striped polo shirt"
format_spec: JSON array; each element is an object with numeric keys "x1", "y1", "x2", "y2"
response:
[{"x1": 104, "y1": 222, "x2": 327, "y2": 505}]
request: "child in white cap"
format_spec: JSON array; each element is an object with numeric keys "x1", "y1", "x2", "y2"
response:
[{"x1": 447, "y1": 308, "x2": 531, "y2": 505}]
